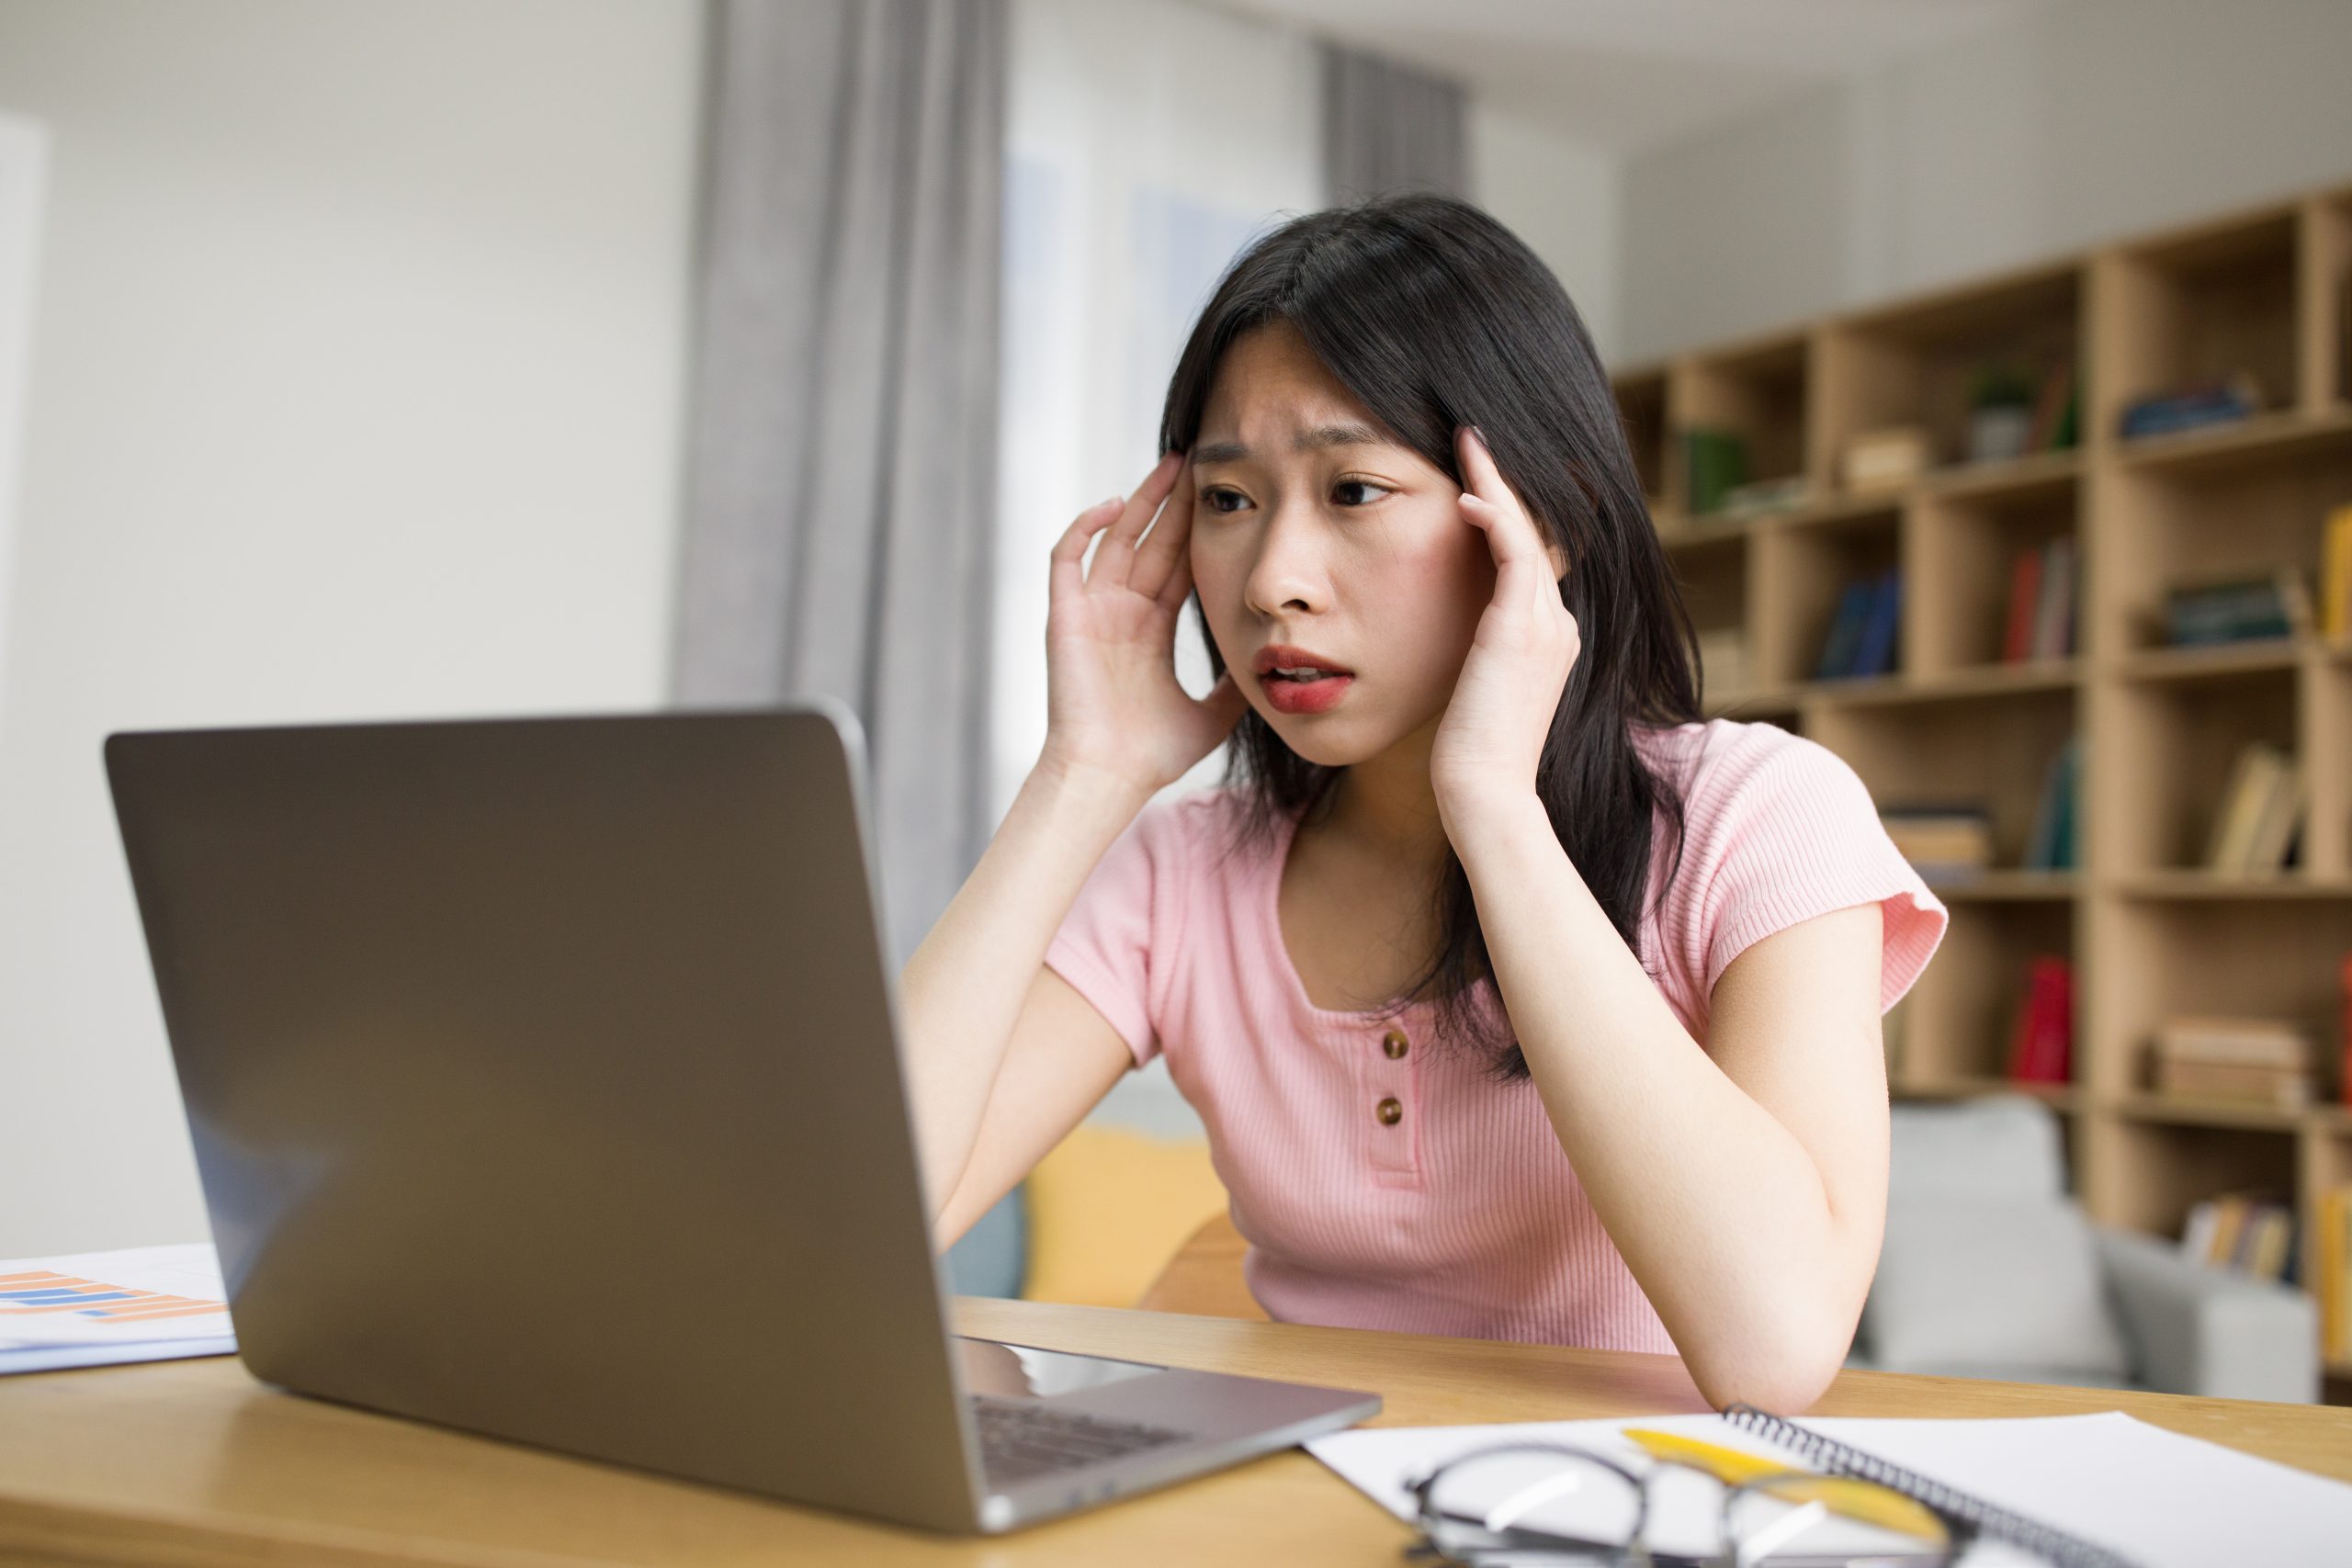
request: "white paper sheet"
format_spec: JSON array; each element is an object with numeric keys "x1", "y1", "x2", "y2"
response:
[
  {"x1": 0, "y1": 1243, "x2": 237, "y2": 1374},
  {"x1": 1308, "y1": 1408, "x2": 2352, "y2": 1567}
]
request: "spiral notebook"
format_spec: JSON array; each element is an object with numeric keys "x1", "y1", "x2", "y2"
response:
[{"x1": 1307, "y1": 1403, "x2": 2352, "y2": 1566}]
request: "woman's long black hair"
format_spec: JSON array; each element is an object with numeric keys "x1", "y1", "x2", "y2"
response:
[{"x1": 1159, "y1": 192, "x2": 1704, "y2": 1080}]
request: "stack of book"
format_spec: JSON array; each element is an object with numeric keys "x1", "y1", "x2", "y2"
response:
[
  {"x1": 2148, "y1": 1016, "x2": 2315, "y2": 1109},
  {"x1": 2001, "y1": 536, "x2": 2076, "y2": 661},
  {"x1": 1814, "y1": 569, "x2": 1902, "y2": 681},
  {"x1": 2020, "y1": 737, "x2": 2080, "y2": 873},
  {"x1": 2162, "y1": 566, "x2": 2310, "y2": 647},
  {"x1": 2118, "y1": 370, "x2": 2265, "y2": 440},
  {"x1": 1880, "y1": 806, "x2": 1994, "y2": 881},
  {"x1": 2319, "y1": 1184, "x2": 2352, "y2": 1364},
  {"x1": 2006, "y1": 956, "x2": 2074, "y2": 1086},
  {"x1": 2180, "y1": 1190, "x2": 2298, "y2": 1283},
  {"x1": 1717, "y1": 474, "x2": 1810, "y2": 517},
  {"x1": 2202, "y1": 742, "x2": 2303, "y2": 875},
  {"x1": 1840, "y1": 425, "x2": 1931, "y2": 493},
  {"x1": 2324, "y1": 503, "x2": 2352, "y2": 642}
]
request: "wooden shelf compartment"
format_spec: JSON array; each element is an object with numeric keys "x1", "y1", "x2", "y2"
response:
[
  {"x1": 1612, "y1": 364, "x2": 1673, "y2": 514},
  {"x1": 1671, "y1": 522, "x2": 1758, "y2": 713},
  {"x1": 1750, "y1": 498, "x2": 1903, "y2": 688},
  {"x1": 2090, "y1": 201, "x2": 2303, "y2": 448},
  {"x1": 2095, "y1": 655, "x2": 2298, "y2": 877},
  {"x1": 2091, "y1": 440, "x2": 2352, "y2": 661},
  {"x1": 1670, "y1": 330, "x2": 1816, "y2": 521},
  {"x1": 2081, "y1": 1114, "x2": 2300, "y2": 1241},
  {"x1": 1909, "y1": 462, "x2": 2080, "y2": 678},
  {"x1": 1817, "y1": 260, "x2": 2083, "y2": 495},
  {"x1": 2087, "y1": 898, "x2": 2352, "y2": 1104},
  {"x1": 1808, "y1": 682, "x2": 2077, "y2": 877},
  {"x1": 1894, "y1": 899, "x2": 2075, "y2": 1093}
]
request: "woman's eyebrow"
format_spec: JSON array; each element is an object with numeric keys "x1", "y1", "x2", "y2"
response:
[{"x1": 1192, "y1": 422, "x2": 1387, "y2": 465}]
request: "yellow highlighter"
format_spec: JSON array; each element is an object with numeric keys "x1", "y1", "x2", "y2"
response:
[{"x1": 1619, "y1": 1427, "x2": 1946, "y2": 1542}]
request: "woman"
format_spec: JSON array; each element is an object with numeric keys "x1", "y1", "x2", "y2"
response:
[{"x1": 902, "y1": 194, "x2": 1946, "y2": 1412}]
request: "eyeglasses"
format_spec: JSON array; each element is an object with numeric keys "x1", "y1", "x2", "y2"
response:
[{"x1": 1404, "y1": 1440, "x2": 1973, "y2": 1567}]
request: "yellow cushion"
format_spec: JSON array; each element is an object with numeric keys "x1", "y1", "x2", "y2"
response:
[{"x1": 1022, "y1": 1124, "x2": 1229, "y2": 1308}]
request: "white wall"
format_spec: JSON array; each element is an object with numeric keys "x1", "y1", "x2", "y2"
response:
[
  {"x1": 1470, "y1": 102, "x2": 1623, "y2": 366},
  {"x1": 1618, "y1": 0, "x2": 2352, "y2": 360},
  {"x1": 0, "y1": 0, "x2": 704, "y2": 1258}
]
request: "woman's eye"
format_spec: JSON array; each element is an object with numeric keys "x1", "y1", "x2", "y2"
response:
[
  {"x1": 1332, "y1": 479, "x2": 1388, "y2": 506},
  {"x1": 1201, "y1": 487, "x2": 1249, "y2": 514}
]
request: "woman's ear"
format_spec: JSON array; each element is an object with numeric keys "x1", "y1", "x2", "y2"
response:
[{"x1": 1544, "y1": 539, "x2": 1569, "y2": 582}]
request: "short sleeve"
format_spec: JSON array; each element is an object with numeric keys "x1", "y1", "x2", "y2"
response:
[
  {"x1": 1667, "y1": 728, "x2": 1948, "y2": 1012},
  {"x1": 1043, "y1": 795, "x2": 1190, "y2": 1067}
]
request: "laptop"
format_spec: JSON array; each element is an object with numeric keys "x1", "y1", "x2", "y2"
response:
[{"x1": 104, "y1": 703, "x2": 1378, "y2": 1534}]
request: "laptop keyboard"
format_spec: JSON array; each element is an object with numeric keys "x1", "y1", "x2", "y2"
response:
[{"x1": 969, "y1": 1393, "x2": 1193, "y2": 1484}]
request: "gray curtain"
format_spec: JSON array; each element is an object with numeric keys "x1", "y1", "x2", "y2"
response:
[
  {"x1": 676, "y1": 0, "x2": 1005, "y2": 968},
  {"x1": 1321, "y1": 43, "x2": 1467, "y2": 204}
]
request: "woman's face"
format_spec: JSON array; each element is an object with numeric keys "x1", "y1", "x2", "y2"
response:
[{"x1": 1187, "y1": 322, "x2": 1495, "y2": 770}]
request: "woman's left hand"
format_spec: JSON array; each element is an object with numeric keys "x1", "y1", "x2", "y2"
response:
[{"x1": 1429, "y1": 426, "x2": 1581, "y2": 811}]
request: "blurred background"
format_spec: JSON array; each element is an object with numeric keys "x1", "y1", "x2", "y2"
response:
[{"x1": 3, "y1": 0, "x2": 2350, "y2": 1404}]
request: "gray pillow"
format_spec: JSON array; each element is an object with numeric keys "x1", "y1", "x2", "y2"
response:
[{"x1": 1860, "y1": 1197, "x2": 2131, "y2": 1379}]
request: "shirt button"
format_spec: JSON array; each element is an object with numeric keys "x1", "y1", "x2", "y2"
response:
[
  {"x1": 1375, "y1": 1096, "x2": 1403, "y2": 1126},
  {"x1": 1382, "y1": 1028, "x2": 1409, "y2": 1060}
]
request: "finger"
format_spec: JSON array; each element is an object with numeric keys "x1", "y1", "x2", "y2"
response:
[
  {"x1": 1153, "y1": 536, "x2": 1197, "y2": 614},
  {"x1": 1460, "y1": 490, "x2": 1554, "y2": 621},
  {"x1": 1129, "y1": 454, "x2": 1193, "y2": 601},
  {"x1": 1050, "y1": 495, "x2": 1125, "y2": 602},
  {"x1": 1091, "y1": 451, "x2": 1183, "y2": 589},
  {"x1": 1455, "y1": 425, "x2": 1526, "y2": 514}
]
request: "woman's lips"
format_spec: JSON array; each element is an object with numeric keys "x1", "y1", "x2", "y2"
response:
[{"x1": 1258, "y1": 670, "x2": 1353, "y2": 715}]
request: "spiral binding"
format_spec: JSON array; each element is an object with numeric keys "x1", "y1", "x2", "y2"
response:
[{"x1": 1719, "y1": 1404, "x2": 2142, "y2": 1568}]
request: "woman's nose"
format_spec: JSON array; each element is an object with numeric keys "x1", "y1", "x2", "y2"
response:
[{"x1": 1241, "y1": 500, "x2": 1328, "y2": 617}]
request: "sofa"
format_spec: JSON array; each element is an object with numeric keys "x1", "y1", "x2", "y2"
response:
[{"x1": 1849, "y1": 1096, "x2": 2318, "y2": 1402}]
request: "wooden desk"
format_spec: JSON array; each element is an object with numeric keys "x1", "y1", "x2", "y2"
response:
[{"x1": 4, "y1": 1298, "x2": 2348, "y2": 1566}]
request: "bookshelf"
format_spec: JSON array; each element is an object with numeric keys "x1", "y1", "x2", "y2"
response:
[{"x1": 1614, "y1": 177, "x2": 2352, "y2": 1400}]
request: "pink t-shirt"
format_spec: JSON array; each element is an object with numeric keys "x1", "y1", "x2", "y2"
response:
[{"x1": 1044, "y1": 717, "x2": 1948, "y2": 1353}]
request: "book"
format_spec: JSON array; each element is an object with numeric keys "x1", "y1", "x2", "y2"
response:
[
  {"x1": 2003, "y1": 545, "x2": 2043, "y2": 662},
  {"x1": 2117, "y1": 370, "x2": 2265, "y2": 440},
  {"x1": 2324, "y1": 503, "x2": 2352, "y2": 643},
  {"x1": 1850, "y1": 568, "x2": 1902, "y2": 678},
  {"x1": 2025, "y1": 359, "x2": 2079, "y2": 452},
  {"x1": 2022, "y1": 737, "x2": 2081, "y2": 872},
  {"x1": 1309, "y1": 1406, "x2": 2282, "y2": 1568},
  {"x1": 2341, "y1": 954, "x2": 2352, "y2": 1110},
  {"x1": 2007, "y1": 956, "x2": 2075, "y2": 1085},
  {"x1": 2203, "y1": 742, "x2": 2292, "y2": 874},
  {"x1": 1841, "y1": 425, "x2": 1931, "y2": 493},
  {"x1": 2033, "y1": 536, "x2": 2075, "y2": 659},
  {"x1": 2178, "y1": 1191, "x2": 2298, "y2": 1282},
  {"x1": 2154, "y1": 1058, "x2": 2312, "y2": 1109},
  {"x1": 1682, "y1": 428, "x2": 1747, "y2": 515},
  {"x1": 2154, "y1": 1015, "x2": 2313, "y2": 1068},
  {"x1": 1882, "y1": 807, "x2": 1996, "y2": 877},
  {"x1": 2162, "y1": 567, "x2": 2310, "y2": 647},
  {"x1": 1814, "y1": 581, "x2": 1873, "y2": 681}
]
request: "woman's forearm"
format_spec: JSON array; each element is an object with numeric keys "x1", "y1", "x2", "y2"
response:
[
  {"x1": 1442, "y1": 787, "x2": 1867, "y2": 1410},
  {"x1": 898, "y1": 756, "x2": 1148, "y2": 1218}
]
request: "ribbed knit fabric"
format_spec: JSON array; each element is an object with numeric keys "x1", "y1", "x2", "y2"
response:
[{"x1": 1043, "y1": 718, "x2": 1948, "y2": 1353}]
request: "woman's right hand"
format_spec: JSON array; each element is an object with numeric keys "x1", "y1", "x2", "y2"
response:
[{"x1": 1039, "y1": 450, "x2": 1247, "y2": 799}]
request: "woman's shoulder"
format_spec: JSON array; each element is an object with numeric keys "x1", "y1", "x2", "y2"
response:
[{"x1": 1632, "y1": 716, "x2": 1847, "y2": 800}]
